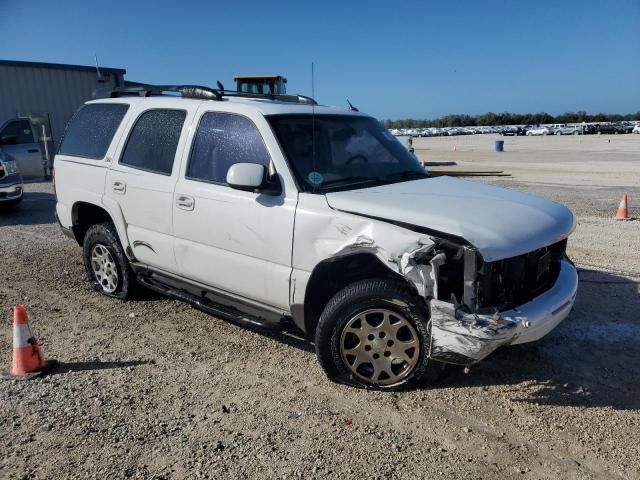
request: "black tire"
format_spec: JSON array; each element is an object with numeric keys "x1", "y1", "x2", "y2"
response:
[
  {"x1": 315, "y1": 278, "x2": 443, "y2": 390},
  {"x1": 83, "y1": 222, "x2": 136, "y2": 299},
  {"x1": 0, "y1": 198, "x2": 22, "y2": 210}
]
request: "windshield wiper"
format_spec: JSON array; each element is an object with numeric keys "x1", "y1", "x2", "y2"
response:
[
  {"x1": 381, "y1": 170, "x2": 429, "y2": 181},
  {"x1": 320, "y1": 176, "x2": 380, "y2": 188}
]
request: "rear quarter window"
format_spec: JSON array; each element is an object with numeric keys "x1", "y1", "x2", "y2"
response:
[{"x1": 58, "y1": 103, "x2": 129, "y2": 159}]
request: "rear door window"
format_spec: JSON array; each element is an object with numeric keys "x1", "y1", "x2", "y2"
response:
[
  {"x1": 187, "y1": 112, "x2": 270, "y2": 184},
  {"x1": 58, "y1": 103, "x2": 129, "y2": 159},
  {"x1": 120, "y1": 109, "x2": 186, "y2": 175}
]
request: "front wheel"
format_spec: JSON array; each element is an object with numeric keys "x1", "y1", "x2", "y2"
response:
[
  {"x1": 315, "y1": 278, "x2": 443, "y2": 390},
  {"x1": 83, "y1": 222, "x2": 136, "y2": 299},
  {"x1": 0, "y1": 198, "x2": 22, "y2": 210}
]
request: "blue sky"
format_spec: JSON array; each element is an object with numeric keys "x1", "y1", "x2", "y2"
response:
[{"x1": 1, "y1": 0, "x2": 638, "y2": 119}]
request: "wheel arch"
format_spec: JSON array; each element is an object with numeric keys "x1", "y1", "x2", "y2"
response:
[
  {"x1": 71, "y1": 200, "x2": 131, "y2": 258},
  {"x1": 301, "y1": 252, "x2": 418, "y2": 337}
]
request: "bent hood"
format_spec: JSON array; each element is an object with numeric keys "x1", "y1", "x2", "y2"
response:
[{"x1": 325, "y1": 176, "x2": 575, "y2": 261}]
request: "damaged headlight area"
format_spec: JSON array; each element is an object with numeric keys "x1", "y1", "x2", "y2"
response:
[
  {"x1": 433, "y1": 238, "x2": 567, "y2": 314},
  {"x1": 414, "y1": 237, "x2": 572, "y2": 366}
]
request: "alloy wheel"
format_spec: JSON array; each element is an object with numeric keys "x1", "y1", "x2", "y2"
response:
[
  {"x1": 340, "y1": 308, "x2": 420, "y2": 386},
  {"x1": 90, "y1": 244, "x2": 119, "y2": 293}
]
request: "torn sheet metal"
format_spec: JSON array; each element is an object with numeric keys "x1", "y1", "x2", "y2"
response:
[
  {"x1": 429, "y1": 299, "x2": 519, "y2": 366},
  {"x1": 429, "y1": 259, "x2": 578, "y2": 365},
  {"x1": 290, "y1": 195, "x2": 438, "y2": 331},
  {"x1": 328, "y1": 230, "x2": 437, "y2": 298},
  {"x1": 292, "y1": 194, "x2": 438, "y2": 299}
]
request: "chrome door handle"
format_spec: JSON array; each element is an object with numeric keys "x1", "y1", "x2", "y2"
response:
[
  {"x1": 112, "y1": 181, "x2": 126, "y2": 193},
  {"x1": 176, "y1": 195, "x2": 194, "y2": 210}
]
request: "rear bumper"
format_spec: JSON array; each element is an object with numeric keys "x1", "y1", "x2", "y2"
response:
[{"x1": 429, "y1": 258, "x2": 578, "y2": 365}]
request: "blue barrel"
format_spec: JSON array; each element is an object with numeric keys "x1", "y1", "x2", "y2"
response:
[{"x1": 495, "y1": 140, "x2": 504, "y2": 152}]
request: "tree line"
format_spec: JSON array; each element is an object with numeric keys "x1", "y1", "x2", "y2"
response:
[{"x1": 382, "y1": 111, "x2": 640, "y2": 129}]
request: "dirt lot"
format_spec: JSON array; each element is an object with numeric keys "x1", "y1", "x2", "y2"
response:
[{"x1": 1, "y1": 134, "x2": 639, "y2": 479}]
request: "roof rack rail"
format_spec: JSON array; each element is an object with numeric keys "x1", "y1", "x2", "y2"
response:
[
  {"x1": 110, "y1": 84, "x2": 317, "y2": 105},
  {"x1": 219, "y1": 90, "x2": 317, "y2": 105}
]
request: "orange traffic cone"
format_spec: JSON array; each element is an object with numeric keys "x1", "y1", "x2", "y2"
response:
[
  {"x1": 2, "y1": 305, "x2": 57, "y2": 380},
  {"x1": 615, "y1": 194, "x2": 630, "y2": 221}
]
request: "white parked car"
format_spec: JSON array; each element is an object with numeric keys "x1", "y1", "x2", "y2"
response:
[
  {"x1": 0, "y1": 118, "x2": 48, "y2": 180},
  {"x1": 54, "y1": 85, "x2": 578, "y2": 390},
  {"x1": 526, "y1": 126, "x2": 551, "y2": 136},
  {"x1": 633, "y1": 125, "x2": 640, "y2": 134}
]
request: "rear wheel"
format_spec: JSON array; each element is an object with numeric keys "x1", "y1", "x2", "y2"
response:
[
  {"x1": 315, "y1": 278, "x2": 443, "y2": 390},
  {"x1": 83, "y1": 222, "x2": 136, "y2": 299}
]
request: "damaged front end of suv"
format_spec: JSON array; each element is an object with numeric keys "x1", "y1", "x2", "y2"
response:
[
  {"x1": 321, "y1": 175, "x2": 579, "y2": 369},
  {"x1": 423, "y1": 236, "x2": 577, "y2": 365}
]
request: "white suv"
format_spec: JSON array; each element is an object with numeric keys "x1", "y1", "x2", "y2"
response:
[{"x1": 54, "y1": 85, "x2": 578, "y2": 390}]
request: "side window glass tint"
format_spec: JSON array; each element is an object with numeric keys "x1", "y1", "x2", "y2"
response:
[
  {"x1": 58, "y1": 104, "x2": 129, "y2": 159},
  {"x1": 187, "y1": 112, "x2": 270, "y2": 183},
  {"x1": 1, "y1": 120, "x2": 33, "y2": 145},
  {"x1": 120, "y1": 109, "x2": 186, "y2": 175}
]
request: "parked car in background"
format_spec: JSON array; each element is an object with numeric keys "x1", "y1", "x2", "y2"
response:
[
  {"x1": 594, "y1": 123, "x2": 623, "y2": 134},
  {"x1": 632, "y1": 125, "x2": 640, "y2": 134},
  {"x1": 555, "y1": 125, "x2": 583, "y2": 135},
  {"x1": 618, "y1": 122, "x2": 634, "y2": 134},
  {"x1": 0, "y1": 150, "x2": 23, "y2": 209},
  {"x1": 0, "y1": 118, "x2": 48, "y2": 180},
  {"x1": 526, "y1": 126, "x2": 551, "y2": 136}
]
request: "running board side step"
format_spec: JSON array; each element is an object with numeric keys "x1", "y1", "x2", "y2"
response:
[{"x1": 136, "y1": 273, "x2": 282, "y2": 331}]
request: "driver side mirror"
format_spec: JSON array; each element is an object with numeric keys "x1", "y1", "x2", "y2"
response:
[{"x1": 226, "y1": 163, "x2": 281, "y2": 195}]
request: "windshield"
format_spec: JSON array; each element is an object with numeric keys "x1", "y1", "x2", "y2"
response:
[{"x1": 268, "y1": 114, "x2": 428, "y2": 192}]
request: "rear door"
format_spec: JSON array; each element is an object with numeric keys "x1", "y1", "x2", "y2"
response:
[
  {"x1": 105, "y1": 101, "x2": 196, "y2": 273},
  {"x1": 0, "y1": 118, "x2": 44, "y2": 179}
]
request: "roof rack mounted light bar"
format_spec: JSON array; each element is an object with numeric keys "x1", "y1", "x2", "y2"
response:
[
  {"x1": 110, "y1": 84, "x2": 317, "y2": 105},
  {"x1": 110, "y1": 85, "x2": 222, "y2": 100}
]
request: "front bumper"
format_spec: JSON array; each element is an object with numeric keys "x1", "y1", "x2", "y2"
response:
[
  {"x1": 429, "y1": 258, "x2": 578, "y2": 365},
  {"x1": 0, "y1": 179, "x2": 23, "y2": 202}
]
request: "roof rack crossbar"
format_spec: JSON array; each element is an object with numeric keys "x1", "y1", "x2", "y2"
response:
[{"x1": 110, "y1": 84, "x2": 317, "y2": 105}]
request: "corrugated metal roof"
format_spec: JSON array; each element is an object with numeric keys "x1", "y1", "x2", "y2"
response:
[{"x1": 0, "y1": 59, "x2": 126, "y2": 75}]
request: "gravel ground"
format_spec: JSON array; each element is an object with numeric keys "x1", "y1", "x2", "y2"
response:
[{"x1": 1, "y1": 136, "x2": 639, "y2": 480}]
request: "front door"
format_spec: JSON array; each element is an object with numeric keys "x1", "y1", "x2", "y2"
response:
[
  {"x1": 172, "y1": 109, "x2": 296, "y2": 311},
  {"x1": 0, "y1": 119, "x2": 44, "y2": 179},
  {"x1": 105, "y1": 106, "x2": 193, "y2": 273}
]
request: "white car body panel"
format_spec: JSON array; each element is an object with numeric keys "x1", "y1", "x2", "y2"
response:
[
  {"x1": 104, "y1": 99, "x2": 198, "y2": 274},
  {"x1": 325, "y1": 176, "x2": 575, "y2": 262},
  {"x1": 171, "y1": 102, "x2": 298, "y2": 311},
  {"x1": 54, "y1": 101, "x2": 132, "y2": 243}
]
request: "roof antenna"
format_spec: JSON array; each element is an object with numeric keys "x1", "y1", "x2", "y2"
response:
[
  {"x1": 311, "y1": 61, "x2": 317, "y2": 193},
  {"x1": 346, "y1": 99, "x2": 359, "y2": 112},
  {"x1": 94, "y1": 54, "x2": 102, "y2": 79},
  {"x1": 217, "y1": 80, "x2": 225, "y2": 92}
]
